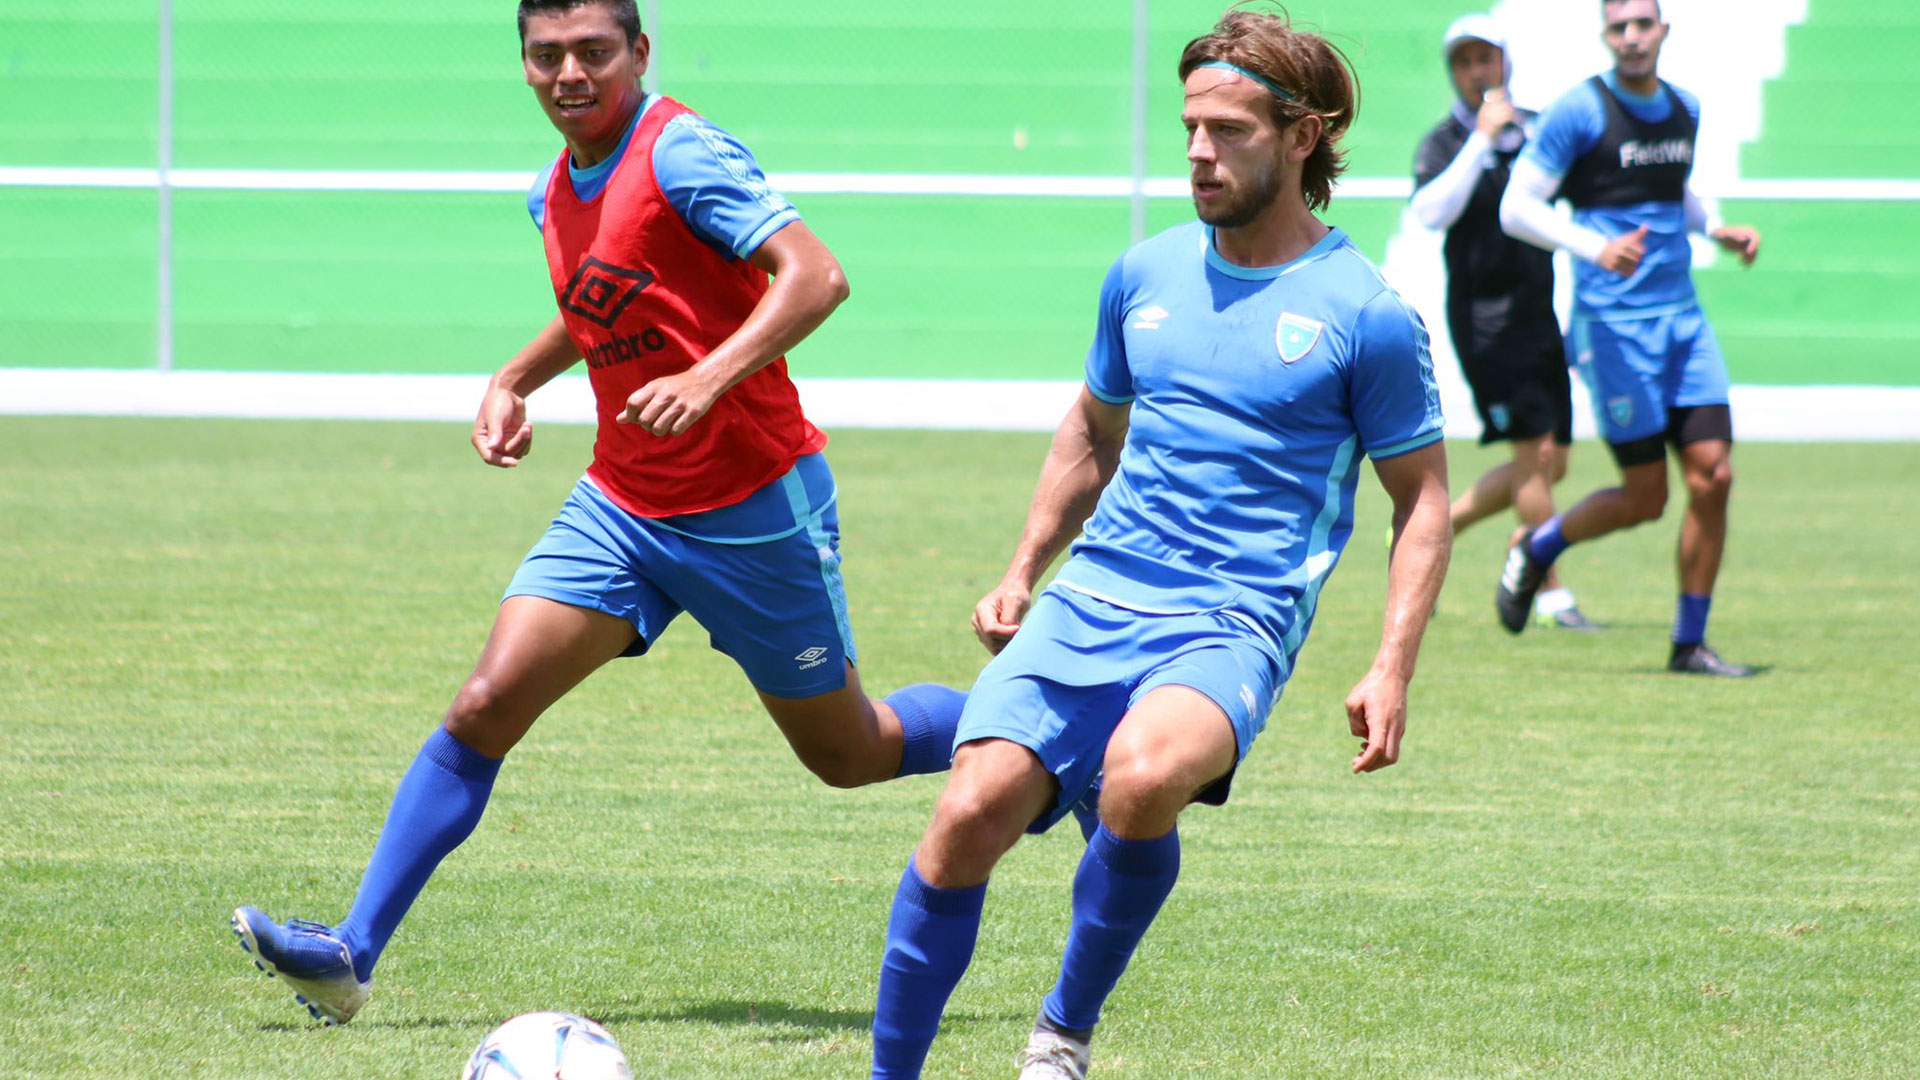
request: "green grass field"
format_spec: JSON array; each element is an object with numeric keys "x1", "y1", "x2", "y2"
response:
[{"x1": 2, "y1": 419, "x2": 1916, "y2": 1080}]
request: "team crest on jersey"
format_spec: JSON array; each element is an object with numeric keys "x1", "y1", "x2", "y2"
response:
[
  {"x1": 1607, "y1": 396, "x2": 1635, "y2": 428},
  {"x1": 1275, "y1": 312, "x2": 1324, "y2": 364}
]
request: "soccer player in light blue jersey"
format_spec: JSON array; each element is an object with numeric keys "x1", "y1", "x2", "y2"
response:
[
  {"x1": 866, "y1": 10, "x2": 1452, "y2": 1079},
  {"x1": 1497, "y1": 0, "x2": 1763, "y2": 676}
]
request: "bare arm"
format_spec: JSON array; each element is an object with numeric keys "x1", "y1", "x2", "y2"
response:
[
  {"x1": 972, "y1": 386, "x2": 1132, "y2": 653},
  {"x1": 472, "y1": 313, "x2": 582, "y2": 468},
  {"x1": 620, "y1": 220, "x2": 849, "y2": 436},
  {"x1": 1345, "y1": 441, "x2": 1451, "y2": 773}
]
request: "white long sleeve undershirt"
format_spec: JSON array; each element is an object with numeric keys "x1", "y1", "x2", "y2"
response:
[
  {"x1": 1501, "y1": 157, "x2": 1724, "y2": 266},
  {"x1": 1498, "y1": 157, "x2": 1608, "y2": 263},
  {"x1": 1409, "y1": 129, "x2": 1493, "y2": 232}
]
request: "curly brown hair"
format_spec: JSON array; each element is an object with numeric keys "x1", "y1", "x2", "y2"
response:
[{"x1": 1178, "y1": 4, "x2": 1358, "y2": 212}]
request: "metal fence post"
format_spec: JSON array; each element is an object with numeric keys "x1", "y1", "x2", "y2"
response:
[
  {"x1": 1130, "y1": 0, "x2": 1149, "y2": 244},
  {"x1": 157, "y1": 0, "x2": 175, "y2": 372}
]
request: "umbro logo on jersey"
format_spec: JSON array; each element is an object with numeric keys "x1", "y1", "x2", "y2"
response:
[
  {"x1": 1131, "y1": 305, "x2": 1170, "y2": 330},
  {"x1": 795, "y1": 646, "x2": 831, "y2": 670},
  {"x1": 560, "y1": 256, "x2": 657, "y2": 329},
  {"x1": 1276, "y1": 312, "x2": 1324, "y2": 364}
]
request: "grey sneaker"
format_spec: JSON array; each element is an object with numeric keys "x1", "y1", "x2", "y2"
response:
[
  {"x1": 1018, "y1": 1025, "x2": 1091, "y2": 1079},
  {"x1": 1667, "y1": 642, "x2": 1757, "y2": 678},
  {"x1": 1540, "y1": 605, "x2": 1604, "y2": 631}
]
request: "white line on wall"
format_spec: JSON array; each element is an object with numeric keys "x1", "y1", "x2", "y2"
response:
[
  {"x1": 0, "y1": 166, "x2": 1911, "y2": 201},
  {"x1": 2, "y1": 370, "x2": 1915, "y2": 442}
]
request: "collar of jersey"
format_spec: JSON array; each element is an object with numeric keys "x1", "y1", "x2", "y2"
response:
[
  {"x1": 1203, "y1": 224, "x2": 1346, "y2": 280},
  {"x1": 1601, "y1": 70, "x2": 1665, "y2": 109},
  {"x1": 568, "y1": 93, "x2": 658, "y2": 199}
]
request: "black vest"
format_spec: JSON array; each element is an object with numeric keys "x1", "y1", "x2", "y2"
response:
[{"x1": 1559, "y1": 76, "x2": 1696, "y2": 209}]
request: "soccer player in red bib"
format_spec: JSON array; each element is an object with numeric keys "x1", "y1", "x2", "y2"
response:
[{"x1": 229, "y1": 0, "x2": 966, "y2": 1025}]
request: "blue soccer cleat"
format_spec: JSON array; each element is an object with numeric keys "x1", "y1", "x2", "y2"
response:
[{"x1": 230, "y1": 906, "x2": 371, "y2": 1025}]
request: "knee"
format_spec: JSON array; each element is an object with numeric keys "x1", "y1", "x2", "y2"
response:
[
  {"x1": 445, "y1": 675, "x2": 511, "y2": 735},
  {"x1": 1687, "y1": 459, "x2": 1734, "y2": 504},
  {"x1": 795, "y1": 745, "x2": 881, "y2": 790},
  {"x1": 1099, "y1": 749, "x2": 1193, "y2": 832},
  {"x1": 442, "y1": 676, "x2": 526, "y2": 757},
  {"x1": 919, "y1": 786, "x2": 1026, "y2": 886}
]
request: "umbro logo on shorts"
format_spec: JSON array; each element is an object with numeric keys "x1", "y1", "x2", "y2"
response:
[
  {"x1": 560, "y1": 256, "x2": 657, "y2": 329},
  {"x1": 795, "y1": 646, "x2": 831, "y2": 670}
]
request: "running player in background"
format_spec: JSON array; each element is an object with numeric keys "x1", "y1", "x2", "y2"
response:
[
  {"x1": 229, "y1": 0, "x2": 967, "y2": 1025},
  {"x1": 1497, "y1": 0, "x2": 1761, "y2": 675},
  {"x1": 868, "y1": 9, "x2": 1451, "y2": 1078},
  {"x1": 1412, "y1": 14, "x2": 1597, "y2": 631}
]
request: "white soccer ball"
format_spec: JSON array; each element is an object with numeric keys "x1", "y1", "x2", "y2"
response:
[{"x1": 461, "y1": 1011, "x2": 632, "y2": 1080}]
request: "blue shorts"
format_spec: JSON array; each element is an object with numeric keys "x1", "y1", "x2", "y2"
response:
[
  {"x1": 1569, "y1": 306, "x2": 1731, "y2": 444},
  {"x1": 956, "y1": 587, "x2": 1286, "y2": 834},
  {"x1": 503, "y1": 475, "x2": 856, "y2": 698}
]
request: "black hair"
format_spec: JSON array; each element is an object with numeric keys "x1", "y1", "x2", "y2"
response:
[{"x1": 517, "y1": 0, "x2": 641, "y2": 46}]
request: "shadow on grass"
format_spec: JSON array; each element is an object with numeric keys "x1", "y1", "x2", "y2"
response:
[
  {"x1": 582, "y1": 999, "x2": 1031, "y2": 1042},
  {"x1": 252, "y1": 999, "x2": 1028, "y2": 1039},
  {"x1": 255, "y1": 1015, "x2": 480, "y2": 1033}
]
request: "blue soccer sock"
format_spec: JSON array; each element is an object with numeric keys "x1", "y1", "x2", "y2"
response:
[
  {"x1": 885, "y1": 684, "x2": 966, "y2": 778},
  {"x1": 1672, "y1": 592, "x2": 1712, "y2": 646},
  {"x1": 1041, "y1": 824, "x2": 1182, "y2": 1033},
  {"x1": 1528, "y1": 516, "x2": 1572, "y2": 567},
  {"x1": 871, "y1": 858, "x2": 987, "y2": 1079},
  {"x1": 334, "y1": 727, "x2": 501, "y2": 982}
]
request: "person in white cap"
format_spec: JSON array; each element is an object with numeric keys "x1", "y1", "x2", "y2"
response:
[{"x1": 1411, "y1": 14, "x2": 1597, "y2": 631}]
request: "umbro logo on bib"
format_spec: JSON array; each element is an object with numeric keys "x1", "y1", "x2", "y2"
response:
[{"x1": 1276, "y1": 312, "x2": 1324, "y2": 364}]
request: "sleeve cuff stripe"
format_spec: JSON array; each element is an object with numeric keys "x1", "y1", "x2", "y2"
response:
[
  {"x1": 735, "y1": 209, "x2": 801, "y2": 258},
  {"x1": 1368, "y1": 429, "x2": 1444, "y2": 459},
  {"x1": 1087, "y1": 384, "x2": 1134, "y2": 405}
]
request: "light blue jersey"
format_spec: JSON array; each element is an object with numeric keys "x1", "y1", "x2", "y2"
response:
[
  {"x1": 526, "y1": 96, "x2": 822, "y2": 543},
  {"x1": 528, "y1": 95, "x2": 800, "y2": 260},
  {"x1": 1051, "y1": 223, "x2": 1444, "y2": 673},
  {"x1": 1523, "y1": 73, "x2": 1702, "y2": 319}
]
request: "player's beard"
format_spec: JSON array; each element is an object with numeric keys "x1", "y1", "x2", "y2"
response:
[{"x1": 1193, "y1": 164, "x2": 1287, "y2": 229}]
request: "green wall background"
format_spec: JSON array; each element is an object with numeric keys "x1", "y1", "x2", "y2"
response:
[{"x1": 1, "y1": 0, "x2": 1914, "y2": 385}]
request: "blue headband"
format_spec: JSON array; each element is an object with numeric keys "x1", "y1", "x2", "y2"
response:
[{"x1": 1195, "y1": 60, "x2": 1296, "y2": 102}]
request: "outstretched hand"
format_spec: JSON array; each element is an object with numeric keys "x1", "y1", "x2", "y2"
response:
[
  {"x1": 1344, "y1": 668, "x2": 1409, "y2": 774},
  {"x1": 472, "y1": 385, "x2": 532, "y2": 467},
  {"x1": 972, "y1": 580, "x2": 1034, "y2": 655},
  {"x1": 1711, "y1": 225, "x2": 1762, "y2": 266}
]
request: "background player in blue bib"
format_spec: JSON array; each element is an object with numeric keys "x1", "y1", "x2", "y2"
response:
[
  {"x1": 866, "y1": 10, "x2": 1453, "y2": 1078},
  {"x1": 1497, "y1": 0, "x2": 1763, "y2": 676}
]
